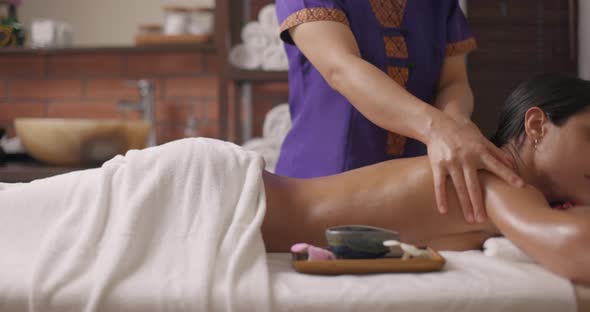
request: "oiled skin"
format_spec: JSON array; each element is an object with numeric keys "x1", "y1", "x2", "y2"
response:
[{"x1": 261, "y1": 156, "x2": 590, "y2": 284}]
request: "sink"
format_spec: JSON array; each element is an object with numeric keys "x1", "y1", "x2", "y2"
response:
[{"x1": 14, "y1": 118, "x2": 150, "y2": 166}]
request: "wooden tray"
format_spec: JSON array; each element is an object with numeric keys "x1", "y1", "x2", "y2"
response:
[{"x1": 292, "y1": 248, "x2": 445, "y2": 275}]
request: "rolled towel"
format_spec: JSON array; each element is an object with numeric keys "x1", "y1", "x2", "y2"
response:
[
  {"x1": 269, "y1": 34, "x2": 283, "y2": 48},
  {"x1": 242, "y1": 137, "x2": 281, "y2": 172},
  {"x1": 483, "y1": 237, "x2": 534, "y2": 263},
  {"x1": 262, "y1": 103, "x2": 291, "y2": 142},
  {"x1": 258, "y1": 3, "x2": 279, "y2": 29},
  {"x1": 261, "y1": 45, "x2": 289, "y2": 71},
  {"x1": 241, "y1": 21, "x2": 271, "y2": 52},
  {"x1": 229, "y1": 43, "x2": 262, "y2": 70}
]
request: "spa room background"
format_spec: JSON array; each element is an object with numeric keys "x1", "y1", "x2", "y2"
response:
[{"x1": 0, "y1": 0, "x2": 586, "y2": 182}]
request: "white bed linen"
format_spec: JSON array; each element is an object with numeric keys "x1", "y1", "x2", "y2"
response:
[
  {"x1": 0, "y1": 138, "x2": 271, "y2": 312},
  {"x1": 0, "y1": 138, "x2": 578, "y2": 312},
  {"x1": 268, "y1": 251, "x2": 576, "y2": 312}
]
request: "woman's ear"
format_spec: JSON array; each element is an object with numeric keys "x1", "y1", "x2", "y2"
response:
[{"x1": 523, "y1": 107, "x2": 548, "y2": 143}]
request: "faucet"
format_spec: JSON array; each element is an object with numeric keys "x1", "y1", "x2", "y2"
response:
[{"x1": 118, "y1": 79, "x2": 156, "y2": 147}]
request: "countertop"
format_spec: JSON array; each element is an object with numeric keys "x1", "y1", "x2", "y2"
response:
[
  {"x1": 0, "y1": 159, "x2": 92, "y2": 183},
  {"x1": 0, "y1": 43, "x2": 216, "y2": 55}
]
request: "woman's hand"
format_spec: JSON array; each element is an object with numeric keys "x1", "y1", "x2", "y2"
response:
[{"x1": 426, "y1": 115, "x2": 524, "y2": 223}]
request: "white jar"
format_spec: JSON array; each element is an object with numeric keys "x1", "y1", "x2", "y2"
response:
[
  {"x1": 188, "y1": 7, "x2": 214, "y2": 36},
  {"x1": 163, "y1": 6, "x2": 191, "y2": 35}
]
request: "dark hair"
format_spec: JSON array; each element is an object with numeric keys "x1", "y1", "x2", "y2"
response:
[{"x1": 491, "y1": 73, "x2": 590, "y2": 147}]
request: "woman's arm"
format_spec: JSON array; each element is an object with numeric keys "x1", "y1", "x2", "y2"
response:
[
  {"x1": 482, "y1": 173, "x2": 590, "y2": 284},
  {"x1": 289, "y1": 21, "x2": 438, "y2": 142},
  {"x1": 435, "y1": 54, "x2": 474, "y2": 120},
  {"x1": 289, "y1": 21, "x2": 522, "y2": 222}
]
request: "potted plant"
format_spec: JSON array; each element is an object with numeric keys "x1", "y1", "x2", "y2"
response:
[{"x1": 0, "y1": 0, "x2": 25, "y2": 47}]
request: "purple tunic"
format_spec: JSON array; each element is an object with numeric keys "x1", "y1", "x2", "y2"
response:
[{"x1": 275, "y1": 0, "x2": 477, "y2": 178}]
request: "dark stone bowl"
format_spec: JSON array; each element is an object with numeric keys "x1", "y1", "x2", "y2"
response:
[{"x1": 325, "y1": 225, "x2": 400, "y2": 259}]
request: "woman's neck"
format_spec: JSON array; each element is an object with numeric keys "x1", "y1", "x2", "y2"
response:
[{"x1": 503, "y1": 144, "x2": 560, "y2": 202}]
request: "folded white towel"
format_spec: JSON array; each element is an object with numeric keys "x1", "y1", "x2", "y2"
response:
[
  {"x1": 242, "y1": 21, "x2": 271, "y2": 52},
  {"x1": 258, "y1": 4, "x2": 279, "y2": 29},
  {"x1": 483, "y1": 237, "x2": 534, "y2": 263},
  {"x1": 262, "y1": 103, "x2": 291, "y2": 141},
  {"x1": 229, "y1": 43, "x2": 262, "y2": 70},
  {"x1": 242, "y1": 104, "x2": 291, "y2": 173},
  {"x1": 261, "y1": 45, "x2": 289, "y2": 71}
]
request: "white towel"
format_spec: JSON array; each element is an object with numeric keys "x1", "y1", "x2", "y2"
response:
[
  {"x1": 242, "y1": 138, "x2": 281, "y2": 173},
  {"x1": 262, "y1": 103, "x2": 291, "y2": 141},
  {"x1": 258, "y1": 4, "x2": 279, "y2": 29},
  {"x1": 241, "y1": 21, "x2": 271, "y2": 52},
  {"x1": 229, "y1": 43, "x2": 262, "y2": 70},
  {"x1": 268, "y1": 251, "x2": 576, "y2": 312},
  {"x1": 242, "y1": 104, "x2": 291, "y2": 172},
  {"x1": 261, "y1": 45, "x2": 289, "y2": 71},
  {"x1": 230, "y1": 6, "x2": 284, "y2": 71},
  {"x1": 483, "y1": 237, "x2": 534, "y2": 263},
  {"x1": 0, "y1": 138, "x2": 272, "y2": 312}
]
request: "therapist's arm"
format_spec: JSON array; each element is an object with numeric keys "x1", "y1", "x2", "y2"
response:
[
  {"x1": 432, "y1": 54, "x2": 506, "y2": 221},
  {"x1": 289, "y1": 21, "x2": 439, "y2": 143},
  {"x1": 289, "y1": 21, "x2": 522, "y2": 222},
  {"x1": 434, "y1": 54, "x2": 474, "y2": 121}
]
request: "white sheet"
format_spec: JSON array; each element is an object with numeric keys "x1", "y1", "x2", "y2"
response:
[
  {"x1": 0, "y1": 138, "x2": 271, "y2": 312},
  {"x1": 268, "y1": 251, "x2": 576, "y2": 312},
  {"x1": 0, "y1": 138, "x2": 578, "y2": 312},
  {"x1": 484, "y1": 237, "x2": 535, "y2": 263}
]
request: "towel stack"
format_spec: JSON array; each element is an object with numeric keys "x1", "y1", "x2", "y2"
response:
[
  {"x1": 229, "y1": 4, "x2": 288, "y2": 71},
  {"x1": 242, "y1": 103, "x2": 291, "y2": 172}
]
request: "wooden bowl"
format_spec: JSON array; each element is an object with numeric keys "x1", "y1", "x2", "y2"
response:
[{"x1": 15, "y1": 118, "x2": 150, "y2": 166}]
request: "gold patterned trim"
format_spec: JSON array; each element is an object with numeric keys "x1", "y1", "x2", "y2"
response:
[
  {"x1": 279, "y1": 8, "x2": 350, "y2": 34},
  {"x1": 369, "y1": 0, "x2": 407, "y2": 28},
  {"x1": 384, "y1": 36, "x2": 408, "y2": 58},
  {"x1": 385, "y1": 65, "x2": 409, "y2": 155},
  {"x1": 445, "y1": 37, "x2": 478, "y2": 57},
  {"x1": 387, "y1": 66, "x2": 409, "y2": 87}
]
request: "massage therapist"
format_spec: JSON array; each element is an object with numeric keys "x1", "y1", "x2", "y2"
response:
[{"x1": 274, "y1": 0, "x2": 524, "y2": 223}]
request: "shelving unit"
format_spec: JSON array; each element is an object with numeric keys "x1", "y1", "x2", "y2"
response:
[
  {"x1": 229, "y1": 67, "x2": 288, "y2": 82},
  {"x1": 0, "y1": 43, "x2": 216, "y2": 55},
  {"x1": 215, "y1": 0, "x2": 288, "y2": 142}
]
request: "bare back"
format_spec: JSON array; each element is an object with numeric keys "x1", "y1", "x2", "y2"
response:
[{"x1": 262, "y1": 156, "x2": 500, "y2": 252}]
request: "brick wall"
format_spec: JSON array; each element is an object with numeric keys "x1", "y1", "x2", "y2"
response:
[{"x1": 0, "y1": 49, "x2": 289, "y2": 144}]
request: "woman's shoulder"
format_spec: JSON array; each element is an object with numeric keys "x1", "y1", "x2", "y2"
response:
[{"x1": 478, "y1": 172, "x2": 551, "y2": 219}]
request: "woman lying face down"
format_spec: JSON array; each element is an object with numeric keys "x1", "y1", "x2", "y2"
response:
[{"x1": 261, "y1": 74, "x2": 590, "y2": 284}]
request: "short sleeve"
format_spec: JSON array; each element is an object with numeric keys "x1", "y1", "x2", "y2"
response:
[
  {"x1": 276, "y1": 0, "x2": 350, "y2": 45},
  {"x1": 445, "y1": 0, "x2": 477, "y2": 57}
]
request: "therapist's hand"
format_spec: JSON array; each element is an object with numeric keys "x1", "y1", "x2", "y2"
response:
[{"x1": 426, "y1": 115, "x2": 524, "y2": 223}]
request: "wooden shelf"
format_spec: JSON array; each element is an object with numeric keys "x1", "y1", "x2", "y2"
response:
[
  {"x1": 134, "y1": 34, "x2": 212, "y2": 46},
  {"x1": 215, "y1": 0, "x2": 289, "y2": 142},
  {"x1": 0, "y1": 42, "x2": 216, "y2": 55},
  {"x1": 228, "y1": 67, "x2": 288, "y2": 82}
]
